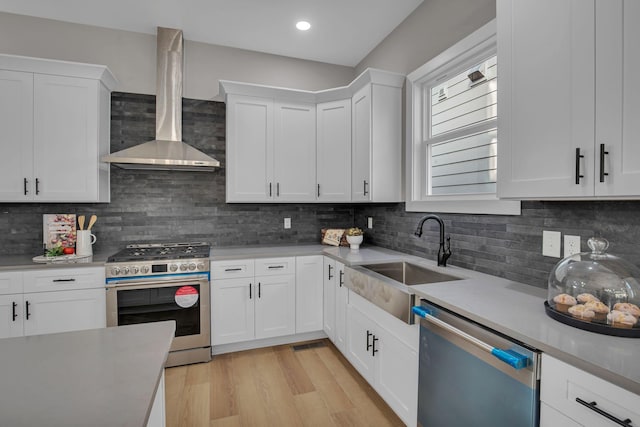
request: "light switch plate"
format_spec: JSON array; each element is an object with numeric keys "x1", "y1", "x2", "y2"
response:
[
  {"x1": 284, "y1": 218, "x2": 291, "y2": 229},
  {"x1": 542, "y1": 230, "x2": 562, "y2": 258},
  {"x1": 564, "y1": 235, "x2": 581, "y2": 257},
  {"x1": 367, "y1": 217, "x2": 373, "y2": 229}
]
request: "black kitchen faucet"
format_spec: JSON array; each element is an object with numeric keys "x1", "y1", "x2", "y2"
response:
[{"x1": 414, "y1": 214, "x2": 452, "y2": 267}]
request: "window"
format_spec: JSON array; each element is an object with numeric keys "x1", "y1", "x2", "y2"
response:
[{"x1": 406, "y1": 20, "x2": 520, "y2": 215}]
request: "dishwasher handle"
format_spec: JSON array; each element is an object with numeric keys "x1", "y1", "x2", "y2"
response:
[{"x1": 412, "y1": 305, "x2": 529, "y2": 370}]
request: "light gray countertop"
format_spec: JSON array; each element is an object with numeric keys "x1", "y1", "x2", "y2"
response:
[
  {"x1": 0, "y1": 321, "x2": 175, "y2": 427},
  {"x1": 2, "y1": 243, "x2": 638, "y2": 395},
  {"x1": 0, "y1": 250, "x2": 113, "y2": 271}
]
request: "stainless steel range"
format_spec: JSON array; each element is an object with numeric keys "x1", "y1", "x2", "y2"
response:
[{"x1": 105, "y1": 242, "x2": 211, "y2": 367}]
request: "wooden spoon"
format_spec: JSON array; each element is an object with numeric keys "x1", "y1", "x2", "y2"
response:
[
  {"x1": 78, "y1": 215, "x2": 85, "y2": 230},
  {"x1": 87, "y1": 215, "x2": 97, "y2": 230}
]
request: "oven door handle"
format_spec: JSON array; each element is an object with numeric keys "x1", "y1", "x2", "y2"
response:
[
  {"x1": 107, "y1": 278, "x2": 208, "y2": 289},
  {"x1": 412, "y1": 306, "x2": 529, "y2": 370}
]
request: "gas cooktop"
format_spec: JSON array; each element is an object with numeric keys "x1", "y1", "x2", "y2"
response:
[{"x1": 107, "y1": 242, "x2": 210, "y2": 263}]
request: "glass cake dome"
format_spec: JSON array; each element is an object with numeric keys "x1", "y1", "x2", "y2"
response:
[{"x1": 545, "y1": 237, "x2": 640, "y2": 337}]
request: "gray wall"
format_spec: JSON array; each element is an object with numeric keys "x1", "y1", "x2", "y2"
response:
[
  {"x1": 0, "y1": 12, "x2": 355, "y2": 100},
  {"x1": 0, "y1": 93, "x2": 354, "y2": 256},
  {"x1": 354, "y1": 202, "x2": 640, "y2": 289},
  {"x1": 356, "y1": 0, "x2": 496, "y2": 75}
]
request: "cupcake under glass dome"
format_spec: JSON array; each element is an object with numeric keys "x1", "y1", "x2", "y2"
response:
[{"x1": 545, "y1": 237, "x2": 640, "y2": 337}]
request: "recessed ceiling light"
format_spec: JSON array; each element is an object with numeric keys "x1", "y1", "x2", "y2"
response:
[{"x1": 296, "y1": 21, "x2": 311, "y2": 31}]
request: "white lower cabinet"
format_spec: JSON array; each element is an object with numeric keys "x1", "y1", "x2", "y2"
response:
[
  {"x1": 334, "y1": 261, "x2": 348, "y2": 353},
  {"x1": 146, "y1": 371, "x2": 166, "y2": 427},
  {"x1": 254, "y1": 274, "x2": 295, "y2": 339},
  {"x1": 23, "y1": 288, "x2": 105, "y2": 336},
  {"x1": 540, "y1": 354, "x2": 640, "y2": 426},
  {"x1": 211, "y1": 257, "x2": 296, "y2": 346},
  {"x1": 323, "y1": 257, "x2": 337, "y2": 341},
  {"x1": 0, "y1": 267, "x2": 106, "y2": 339},
  {"x1": 346, "y1": 291, "x2": 418, "y2": 427},
  {"x1": 295, "y1": 255, "x2": 323, "y2": 334}
]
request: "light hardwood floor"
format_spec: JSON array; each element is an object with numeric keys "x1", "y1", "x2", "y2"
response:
[{"x1": 165, "y1": 340, "x2": 405, "y2": 427}]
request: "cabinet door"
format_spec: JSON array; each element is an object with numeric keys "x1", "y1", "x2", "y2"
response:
[
  {"x1": 351, "y1": 85, "x2": 372, "y2": 201},
  {"x1": 317, "y1": 100, "x2": 351, "y2": 201},
  {"x1": 273, "y1": 101, "x2": 317, "y2": 201},
  {"x1": 540, "y1": 403, "x2": 581, "y2": 427},
  {"x1": 345, "y1": 301, "x2": 375, "y2": 384},
  {"x1": 374, "y1": 325, "x2": 419, "y2": 427},
  {"x1": 0, "y1": 294, "x2": 24, "y2": 339},
  {"x1": 595, "y1": 0, "x2": 640, "y2": 196},
  {"x1": 334, "y1": 261, "x2": 348, "y2": 353},
  {"x1": 254, "y1": 275, "x2": 295, "y2": 339},
  {"x1": 322, "y1": 257, "x2": 336, "y2": 341},
  {"x1": 497, "y1": 0, "x2": 595, "y2": 198},
  {"x1": 0, "y1": 70, "x2": 33, "y2": 201},
  {"x1": 33, "y1": 74, "x2": 100, "y2": 202},
  {"x1": 23, "y1": 288, "x2": 105, "y2": 336},
  {"x1": 211, "y1": 278, "x2": 255, "y2": 345},
  {"x1": 226, "y1": 95, "x2": 274, "y2": 202},
  {"x1": 295, "y1": 255, "x2": 323, "y2": 334}
]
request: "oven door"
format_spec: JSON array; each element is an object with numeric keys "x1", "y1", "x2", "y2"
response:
[{"x1": 106, "y1": 278, "x2": 210, "y2": 352}]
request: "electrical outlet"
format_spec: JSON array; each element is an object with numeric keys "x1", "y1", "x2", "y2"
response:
[
  {"x1": 367, "y1": 217, "x2": 373, "y2": 229},
  {"x1": 542, "y1": 230, "x2": 562, "y2": 258},
  {"x1": 564, "y1": 235, "x2": 581, "y2": 257},
  {"x1": 284, "y1": 218, "x2": 291, "y2": 229}
]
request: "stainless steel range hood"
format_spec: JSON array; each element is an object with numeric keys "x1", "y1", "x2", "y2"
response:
[{"x1": 102, "y1": 27, "x2": 220, "y2": 171}]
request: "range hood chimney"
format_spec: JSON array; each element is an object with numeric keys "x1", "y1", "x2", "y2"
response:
[{"x1": 102, "y1": 27, "x2": 220, "y2": 171}]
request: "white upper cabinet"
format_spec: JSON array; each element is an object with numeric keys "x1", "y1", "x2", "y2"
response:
[
  {"x1": 317, "y1": 99, "x2": 351, "y2": 202},
  {"x1": 498, "y1": 0, "x2": 640, "y2": 199},
  {"x1": 0, "y1": 70, "x2": 33, "y2": 201},
  {"x1": 0, "y1": 54, "x2": 116, "y2": 202},
  {"x1": 273, "y1": 101, "x2": 317, "y2": 201},
  {"x1": 225, "y1": 95, "x2": 274, "y2": 202},
  {"x1": 220, "y1": 68, "x2": 404, "y2": 203}
]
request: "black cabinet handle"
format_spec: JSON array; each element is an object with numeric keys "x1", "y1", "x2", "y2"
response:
[
  {"x1": 23, "y1": 178, "x2": 28, "y2": 195},
  {"x1": 35, "y1": 178, "x2": 40, "y2": 195},
  {"x1": 249, "y1": 283, "x2": 252, "y2": 299},
  {"x1": 363, "y1": 180, "x2": 369, "y2": 196},
  {"x1": 276, "y1": 182, "x2": 280, "y2": 197},
  {"x1": 575, "y1": 398, "x2": 632, "y2": 426},
  {"x1": 25, "y1": 301, "x2": 31, "y2": 320},
  {"x1": 225, "y1": 268, "x2": 242, "y2": 272},
  {"x1": 339, "y1": 270, "x2": 344, "y2": 287},
  {"x1": 53, "y1": 278, "x2": 76, "y2": 282},
  {"x1": 269, "y1": 182, "x2": 272, "y2": 197},
  {"x1": 268, "y1": 265, "x2": 284, "y2": 269},
  {"x1": 258, "y1": 282, "x2": 261, "y2": 298},
  {"x1": 600, "y1": 144, "x2": 609, "y2": 183},
  {"x1": 575, "y1": 148, "x2": 584, "y2": 184},
  {"x1": 12, "y1": 301, "x2": 17, "y2": 321},
  {"x1": 328, "y1": 264, "x2": 334, "y2": 280},
  {"x1": 317, "y1": 183, "x2": 320, "y2": 197},
  {"x1": 372, "y1": 336, "x2": 379, "y2": 356},
  {"x1": 366, "y1": 330, "x2": 373, "y2": 351}
]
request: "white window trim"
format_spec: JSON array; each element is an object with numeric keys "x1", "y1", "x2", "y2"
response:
[{"x1": 405, "y1": 19, "x2": 520, "y2": 215}]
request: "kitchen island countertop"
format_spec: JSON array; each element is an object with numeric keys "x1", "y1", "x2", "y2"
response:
[{"x1": 0, "y1": 321, "x2": 174, "y2": 427}]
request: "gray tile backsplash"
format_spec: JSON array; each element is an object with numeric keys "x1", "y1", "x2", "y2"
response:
[
  {"x1": 2, "y1": 92, "x2": 639, "y2": 290},
  {"x1": 354, "y1": 201, "x2": 640, "y2": 289}
]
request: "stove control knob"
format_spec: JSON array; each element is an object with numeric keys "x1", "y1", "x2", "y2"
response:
[
  {"x1": 130, "y1": 266, "x2": 139, "y2": 274},
  {"x1": 122, "y1": 266, "x2": 130, "y2": 275},
  {"x1": 140, "y1": 265, "x2": 150, "y2": 274},
  {"x1": 188, "y1": 262, "x2": 197, "y2": 271},
  {"x1": 169, "y1": 264, "x2": 178, "y2": 272},
  {"x1": 180, "y1": 263, "x2": 188, "y2": 271},
  {"x1": 111, "y1": 267, "x2": 121, "y2": 276},
  {"x1": 197, "y1": 262, "x2": 205, "y2": 271}
]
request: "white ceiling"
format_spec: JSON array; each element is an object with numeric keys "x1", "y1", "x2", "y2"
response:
[{"x1": 0, "y1": 0, "x2": 424, "y2": 66}]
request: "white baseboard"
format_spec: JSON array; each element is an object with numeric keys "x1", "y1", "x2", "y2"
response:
[{"x1": 212, "y1": 330, "x2": 328, "y2": 355}]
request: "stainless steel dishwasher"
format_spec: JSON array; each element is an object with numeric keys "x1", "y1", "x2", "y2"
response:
[{"x1": 412, "y1": 300, "x2": 540, "y2": 426}]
